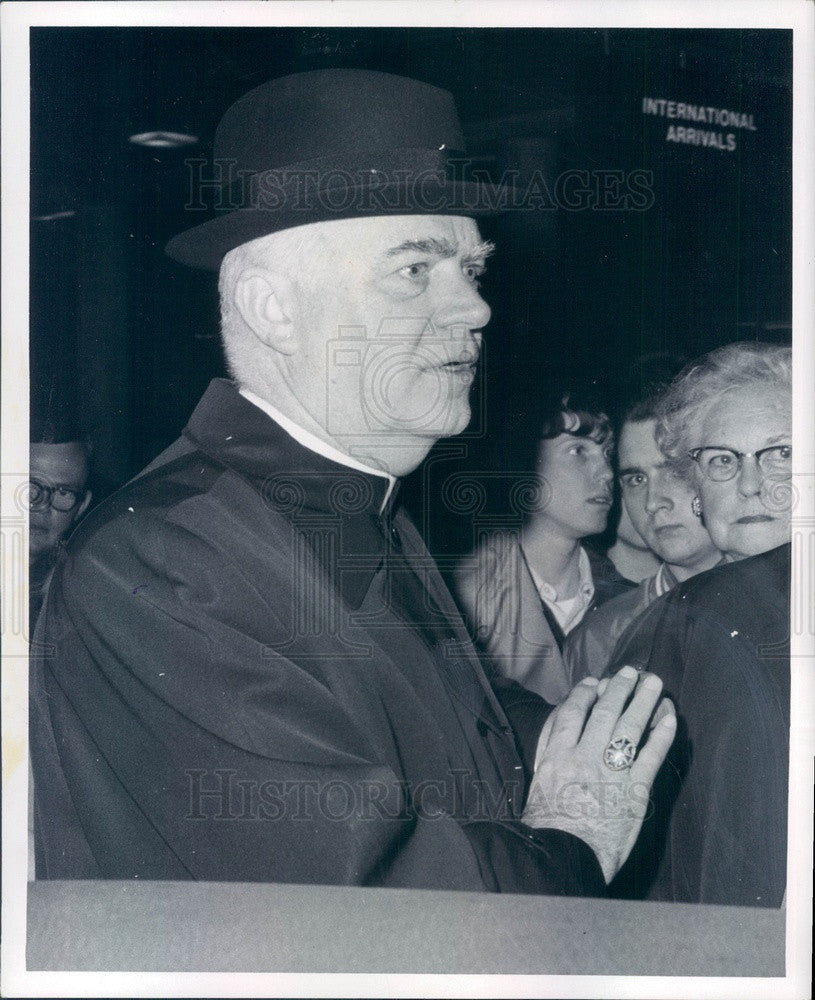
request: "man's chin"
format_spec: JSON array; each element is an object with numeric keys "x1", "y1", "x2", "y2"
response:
[{"x1": 433, "y1": 404, "x2": 472, "y2": 439}]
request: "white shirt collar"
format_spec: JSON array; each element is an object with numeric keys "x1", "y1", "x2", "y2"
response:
[
  {"x1": 653, "y1": 561, "x2": 672, "y2": 597},
  {"x1": 239, "y1": 388, "x2": 397, "y2": 514},
  {"x1": 525, "y1": 545, "x2": 596, "y2": 635}
]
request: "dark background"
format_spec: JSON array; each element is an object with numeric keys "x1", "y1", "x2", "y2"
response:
[{"x1": 30, "y1": 27, "x2": 792, "y2": 555}]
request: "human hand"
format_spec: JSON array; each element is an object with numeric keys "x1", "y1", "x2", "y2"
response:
[{"x1": 522, "y1": 665, "x2": 676, "y2": 883}]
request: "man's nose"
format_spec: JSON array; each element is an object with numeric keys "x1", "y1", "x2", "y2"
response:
[
  {"x1": 434, "y1": 276, "x2": 492, "y2": 334},
  {"x1": 736, "y1": 455, "x2": 764, "y2": 497}
]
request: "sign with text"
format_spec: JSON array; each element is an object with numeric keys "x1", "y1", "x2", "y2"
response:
[{"x1": 642, "y1": 97, "x2": 757, "y2": 151}]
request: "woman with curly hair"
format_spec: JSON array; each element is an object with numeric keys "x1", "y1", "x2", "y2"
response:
[{"x1": 634, "y1": 341, "x2": 792, "y2": 907}]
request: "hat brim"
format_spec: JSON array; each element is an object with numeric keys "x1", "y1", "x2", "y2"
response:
[{"x1": 165, "y1": 178, "x2": 505, "y2": 271}]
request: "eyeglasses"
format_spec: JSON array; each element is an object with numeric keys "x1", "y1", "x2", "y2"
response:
[
  {"x1": 688, "y1": 445, "x2": 792, "y2": 482},
  {"x1": 27, "y1": 479, "x2": 84, "y2": 513}
]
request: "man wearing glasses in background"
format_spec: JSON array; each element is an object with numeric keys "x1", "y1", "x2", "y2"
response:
[
  {"x1": 28, "y1": 415, "x2": 93, "y2": 881},
  {"x1": 29, "y1": 418, "x2": 92, "y2": 637}
]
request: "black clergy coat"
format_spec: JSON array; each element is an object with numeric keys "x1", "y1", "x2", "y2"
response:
[{"x1": 31, "y1": 379, "x2": 604, "y2": 894}]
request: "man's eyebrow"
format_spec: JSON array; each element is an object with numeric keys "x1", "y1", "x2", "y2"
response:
[
  {"x1": 618, "y1": 466, "x2": 645, "y2": 477},
  {"x1": 385, "y1": 238, "x2": 458, "y2": 259},
  {"x1": 464, "y1": 240, "x2": 496, "y2": 263},
  {"x1": 383, "y1": 238, "x2": 496, "y2": 261}
]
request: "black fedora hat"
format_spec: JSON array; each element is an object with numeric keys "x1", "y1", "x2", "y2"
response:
[{"x1": 165, "y1": 69, "x2": 502, "y2": 270}]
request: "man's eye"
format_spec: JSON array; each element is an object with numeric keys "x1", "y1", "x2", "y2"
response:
[
  {"x1": 567, "y1": 444, "x2": 585, "y2": 456},
  {"x1": 463, "y1": 263, "x2": 485, "y2": 284},
  {"x1": 622, "y1": 474, "x2": 646, "y2": 488},
  {"x1": 398, "y1": 262, "x2": 429, "y2": 280}
]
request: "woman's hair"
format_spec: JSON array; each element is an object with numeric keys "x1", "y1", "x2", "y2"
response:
[
  {"x1": 656, "y1": 341, "x2": 792, "y2": 465},
  {"x1": 538, "y1": 389, "x2": 612, "y2": 444}
]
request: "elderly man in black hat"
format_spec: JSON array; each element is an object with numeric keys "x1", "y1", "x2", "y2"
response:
[{"x1": 31, "y1": 70, "x2": 674, "y2": 892}]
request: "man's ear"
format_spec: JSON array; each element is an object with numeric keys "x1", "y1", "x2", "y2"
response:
[{"x1": 232, "y1": 267, "x2": 298, "y2": 355}]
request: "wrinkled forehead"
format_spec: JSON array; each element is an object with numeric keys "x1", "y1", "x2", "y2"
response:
[
  {"x1": 30, "y1": 442, "x2": 89, "y2": 486},
  {"x1": 303, "y1": 213, "x2": 485, "y2": 257}
]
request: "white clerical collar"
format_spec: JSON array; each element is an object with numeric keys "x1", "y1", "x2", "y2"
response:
[{"x1": 239, "y1": 387, "x2": 397, "y2": 514}]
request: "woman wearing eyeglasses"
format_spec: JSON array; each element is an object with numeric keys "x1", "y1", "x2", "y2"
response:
[{"x1": 625, "y1": 342, "x2": 792, "y2": 908}]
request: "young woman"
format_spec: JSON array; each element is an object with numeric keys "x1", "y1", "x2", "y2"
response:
[{"x1": 455, "y1": 391, "x2": 628, "y2": 704}]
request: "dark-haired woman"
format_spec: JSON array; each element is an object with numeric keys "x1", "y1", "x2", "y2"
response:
[{"x1": 455, "y1": 393, "x2": 631, "y2": 705}]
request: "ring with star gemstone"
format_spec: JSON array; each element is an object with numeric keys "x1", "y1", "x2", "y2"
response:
[{"x1": 603, "y1": 734, "x2": 637, "y2": 771}]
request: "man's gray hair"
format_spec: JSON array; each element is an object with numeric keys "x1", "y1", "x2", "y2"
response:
[
  {"x1": 656, "y1": 341, "x2": 792, "y2": 467},
  {"x1": 218, "y1": 226, "x2": 322, "y2": 394}
]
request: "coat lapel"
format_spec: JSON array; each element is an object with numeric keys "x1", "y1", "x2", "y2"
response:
[
  {"x1": 396, "y1": 511, "x2": 512, "y2": 734},
  {"x1": 504, "y1": 537, "x2": 571, "y2": 704}
]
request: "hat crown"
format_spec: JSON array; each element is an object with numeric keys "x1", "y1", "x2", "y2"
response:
[
  {"x1": 214, "y1": 68, "x2": 465, "y2": 174},
  {"x1": 166, "y1": 68, "x2": 494, "y2": 270}
]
